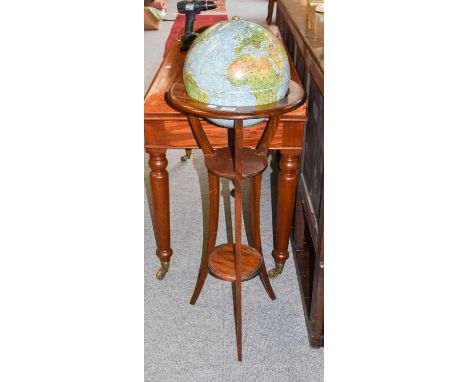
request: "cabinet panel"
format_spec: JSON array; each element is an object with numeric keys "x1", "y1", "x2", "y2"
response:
[{"x1": 303, "y1": 77, "x2": 324, "y2": 218}]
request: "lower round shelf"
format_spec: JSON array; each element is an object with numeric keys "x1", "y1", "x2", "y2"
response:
[{"x1": 208, "y1": 244, "x2": 263, "y2": 282}]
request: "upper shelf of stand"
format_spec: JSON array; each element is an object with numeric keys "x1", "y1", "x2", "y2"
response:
[{"x1": 166, "y1": 78, "x2": 306, "y2": 120}]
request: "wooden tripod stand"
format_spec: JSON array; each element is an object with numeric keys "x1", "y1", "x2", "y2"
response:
[{"x1": 166, "y1": 78, "x2": 306, "y2": 361}]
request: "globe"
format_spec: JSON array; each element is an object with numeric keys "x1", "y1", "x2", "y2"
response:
[{"x1": 183, "y1": 18, "x2": 291, "y2": 128}]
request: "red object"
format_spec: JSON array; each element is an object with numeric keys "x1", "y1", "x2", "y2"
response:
[{"x1": 164, "y1": 15, "x2": 228, "y2": 57}]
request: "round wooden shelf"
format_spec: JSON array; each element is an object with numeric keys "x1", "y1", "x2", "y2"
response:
[
  {"x1": 166, "y1": 78, "x2": 307, "y2": 120},
  {"x1": 208, "y1": 244, "x2": 263, "y2": 282},
  {"x1": 205, "y1": 147, "x2": 268, "y2": 180}
]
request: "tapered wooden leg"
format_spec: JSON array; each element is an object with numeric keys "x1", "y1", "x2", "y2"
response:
[
  {"x1": 234, "y1": 278, "x2": 242, "y2": 361},
  {"x1": 190, "y1": 173, "x2": 219, "y2": 305},
  {"x1": 148, "y1": 149, "x2": 173, "y2": 280},
  {"x1": 251, "y1": 175, "x2": 276, "y2": 300},
  {"x1": 234, "y1": 120, "x2": 243, "y2": 361},
  {"x1": 269, "y1": 150, "x2": 301, "y2": 278},
  {"x1": 250, "y1": 175, "x2": 263, "y2": 254}
]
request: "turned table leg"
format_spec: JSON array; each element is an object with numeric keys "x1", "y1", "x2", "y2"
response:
[
  {"x1": 269, "y1": 149, "x2": 301, "y2": 278},
  {"x1": 148, "y1": 148, "x2": 173, "y2": 280}
]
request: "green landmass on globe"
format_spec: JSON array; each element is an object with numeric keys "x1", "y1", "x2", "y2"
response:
[
  {"x1": 184, "y1": 72, "x2": 209, "y2": 103},
  {"x1": 226, "y1": 55, "x2": 278, "y2": 104},
  {"x1": 234, "y1": 27, "x2": 265, "y2": 53}
]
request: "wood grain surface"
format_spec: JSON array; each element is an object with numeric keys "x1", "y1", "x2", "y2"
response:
[
  {"x1": 166, "y1": 79, "x2": 306, "y2": 120},
  {"x1": 205, "y1": 147, "x2": 268, "y2": 179},
  {"x1": 208, "y1": 244, "x2": 262, "y2": 282}
]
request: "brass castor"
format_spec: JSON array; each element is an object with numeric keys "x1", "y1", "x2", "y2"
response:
[
  {"x1": 180, "y1": 148, "x2": 192, "y2": 161},
  {"x1": 156, "y1": 261, "x2": 170, "y2": 280},
  {"x1": 268, "y1": 262, "x2": 284, "y2": 278}
]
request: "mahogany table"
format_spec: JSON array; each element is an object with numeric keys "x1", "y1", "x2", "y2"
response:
[{"x1": 144, "y1": 27, "x2": 307, "y2": 280}]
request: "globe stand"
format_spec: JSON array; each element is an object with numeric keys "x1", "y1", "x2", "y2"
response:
[{"x1": 166, "y1": 78, "x2": 306, "y2": 361}]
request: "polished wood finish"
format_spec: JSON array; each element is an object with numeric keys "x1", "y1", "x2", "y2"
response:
[
  {"x1": 233, "y1": 119, "x2": 244, "y2": 361},
  {"x1": 251, "y1": 175, "x2": 276, "y2": 300},
  {"x1": 186, "y1": 114, "x2": 213, "y2": 155},
  {"x1": 256, "y1": 115, "x2": 280, "y2": 155},
  {"x1": 145, "y1": 113, "x2": 305, "y2": 149},
  {"x1": 166, "y1": 78, "x2": 306, "y2": 120},
  {"x1": 250, "y1": 176, "x2": 263, "y2": 254},
  {"x1": 190, "y1": 172, "x2": 219, "y2": 305},
  {"x1": 208, "y1": 244, "x2": 262, "y2": 282},
  {"x1": 144, "y1": 27, "x2": 307, "y2": 281},
  {"x1": 272, "y1": 149, "x2": 301, "y2": 266},
  {"x1": 185, "y1": 114, "x2": 283, "y2": 180},
  {"x1": 204, "y1": 147, "x2": 268, "y2": 180},
  {"x1": 276, "y1": 0, "x2": 324, "y2": 347},
  {"x1": 148, "y1": 148, "x2": 173, "y2": 280}
]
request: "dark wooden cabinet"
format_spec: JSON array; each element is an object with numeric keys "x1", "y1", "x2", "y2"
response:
[{"x1": 276, "y1": 0, "x2": 324, "y2": 347}]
